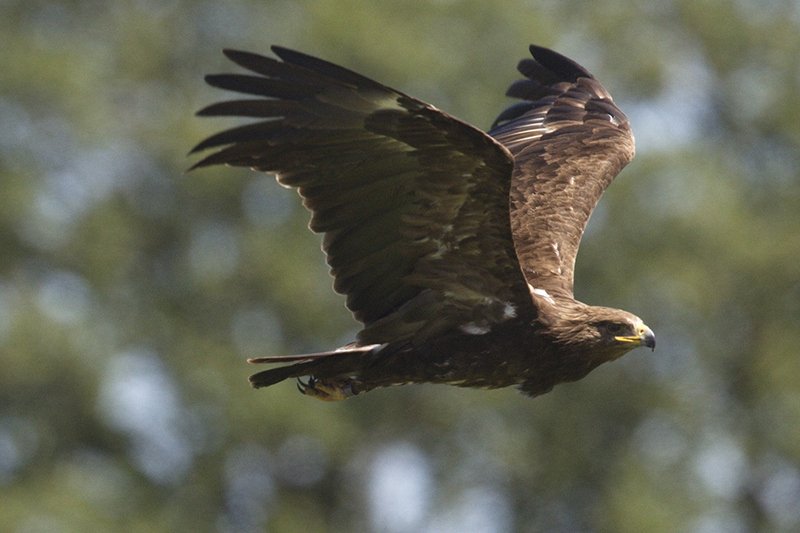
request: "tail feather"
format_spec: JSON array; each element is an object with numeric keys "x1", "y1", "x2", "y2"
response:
[
  {"x1": 247, "y1": 345, "x2": 378, "y2": 389},
  {"x1": 249, "y1": 359, "x2": 323, "y2": 388},
  {"x1": 247, "y1": 349, "x2": 344, "y2": 364}
]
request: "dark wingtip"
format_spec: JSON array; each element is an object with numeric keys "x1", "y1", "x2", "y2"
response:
[
  {"x1": 202, "y1": 73, "x2": 225, "y2": 88},
  {"x1": 270, "y1": 45, "x2": 298, "y2": 60},
  {"x1": 528, "y1": 44, "x2": 551, "y2": 56},
  {"x1": 269, "y1": 45, "x2": 327, "y2": 68},
  {"x1": 187, "y1": 140, "x2": 207, "y2": 156},
  {"x1": 222, "y1": 48, "x2": 270, "y2": 67},
  {"x1": 222, "y1": 48, "x2": 251, "y2": 60},
  {"x1": 195, "y1": 102, "x2": 221, "y2": 117},
  {"x1": 528, "y1": 44, "x2": 593, "y2": 81},
  {"x1": 186, "y1": 138, "x2": 207, "y2": 157},
  {"x1": 528, "y1": 44, "x2": 562, "y2": 65},
  {"x1": 222, "y1": 48, "x2": 278, "y2": 74},
  {"x1": 186, "y1": 154, "x2": 215, "y2": 171}
]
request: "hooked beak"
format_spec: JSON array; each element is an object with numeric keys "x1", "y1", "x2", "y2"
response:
[{"x1": 615, "y1": 324, "x2": 656, "y2": 351}]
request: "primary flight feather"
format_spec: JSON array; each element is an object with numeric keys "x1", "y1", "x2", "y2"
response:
[{"x1": 191, "y1": 44, "x2": 655, "y2": 400}]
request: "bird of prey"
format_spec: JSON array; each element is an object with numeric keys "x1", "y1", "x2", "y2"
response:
[{"x1": 191, "y1": 44, "x2": 655, "y2": 400}]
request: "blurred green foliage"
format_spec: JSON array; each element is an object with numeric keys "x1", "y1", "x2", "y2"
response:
[{"x1": 1, "y1": 0, "x2": 799, "y2": 531}]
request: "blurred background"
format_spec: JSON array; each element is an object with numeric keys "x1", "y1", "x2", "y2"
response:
[{"x1": 2, "y1": 0, "x2": 799, "y2": 531}]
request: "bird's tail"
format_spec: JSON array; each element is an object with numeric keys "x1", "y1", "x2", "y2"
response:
[{"x1": 246, "y1": 345, "x2": 377, "y2": 389}]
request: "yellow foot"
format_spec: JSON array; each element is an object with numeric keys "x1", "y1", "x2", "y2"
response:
[{"x1": 297, "y1": 376, "x2": 357, "y2": 401}]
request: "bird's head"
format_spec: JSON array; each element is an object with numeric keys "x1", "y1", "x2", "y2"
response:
[
  {"x1": 586, "y1": 308, "x2": 655, "y2": 359},
  {"x1": 540, "y1": 300, "x2": 655, "y2": 361}
]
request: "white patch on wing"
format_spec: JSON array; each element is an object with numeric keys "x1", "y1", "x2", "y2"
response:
[
  {"x1": 502, "y1": 302, "x2": 517, "y2": 319},
  {"x1": 551, "y1": 242, "x2": 561, "y2": 261},
  {"x1": 336, "y1": 343, "x2": 383, "y2": 353},
  {"x1": 427, "y1": 224, "x2": 456, "y2": 259},
  {"x1": 365, "y1": 94, "x2": 407, "y2": 111},
  {"x1": 460, "y1": 322, "x2": 491, "y2": 335},
  {"x1": 528, "y1": 283, "x2": 555, "y2": 305},
  {"x1": 430, "y1": 242, "x2": 448, "y2": 259},
  {"x1": 533, "y1": 288, "x2": 555, "y2": 304},
  {"x1": 551, "y1": 242, "x2": 563, "y2": 275}
]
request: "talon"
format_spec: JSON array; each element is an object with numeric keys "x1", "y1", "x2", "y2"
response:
[{"x1": 297, "y1": 376, "x2": 358, "y2": 401}]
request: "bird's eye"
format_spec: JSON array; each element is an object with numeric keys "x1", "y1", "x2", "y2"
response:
[{"x1": 604, "y1": 323, "x2": 624, "y2": 334}]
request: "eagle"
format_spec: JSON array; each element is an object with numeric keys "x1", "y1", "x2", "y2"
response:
[{"x1": 190, "y1": 44, "x2": 655, "y2": 400}]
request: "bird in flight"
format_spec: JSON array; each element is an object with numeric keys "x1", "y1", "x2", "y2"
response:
[{"x1": 191, "y1": 44, "x2": 655, "y2": 400}]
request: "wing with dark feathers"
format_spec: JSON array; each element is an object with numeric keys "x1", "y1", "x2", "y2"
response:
[
  {"x1": 490, "y1": 45, "x2": 635, "y2": 298},
  {"x1": 191, "y1": 47, "x2": 531, "y2": 346}
]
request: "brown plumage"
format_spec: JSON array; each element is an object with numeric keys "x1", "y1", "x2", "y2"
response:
[{"x1": 191, "y1": 44, "x2": 655, "y2": 400}]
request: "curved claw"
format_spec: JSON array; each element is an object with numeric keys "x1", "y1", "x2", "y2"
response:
[
  {"x1": 295, "y1": 375, "x2": 358, "y2": 401},
  {"x1": 296, "y1": 377, "x2": 308, "y2": 394}
]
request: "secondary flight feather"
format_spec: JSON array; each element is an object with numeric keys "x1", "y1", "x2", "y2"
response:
[{"x1": 191, "y1": 44, "x2": 654, "y2": 400}]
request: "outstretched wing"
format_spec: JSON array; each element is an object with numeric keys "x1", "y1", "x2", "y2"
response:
[
  {"x1": 191, "y1": 47, "x2": 531, "y2": 346},
  {"x1": 490, "y1": 45, "x2": 635, "y2": 299}
]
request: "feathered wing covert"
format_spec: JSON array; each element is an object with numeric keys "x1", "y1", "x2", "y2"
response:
[
  {"x1": 491, "y1": 45, "x2": 635, "y2": 299},
  {"x1": 192, "y1": 47, "x2": 531, "y2": 347}
]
